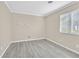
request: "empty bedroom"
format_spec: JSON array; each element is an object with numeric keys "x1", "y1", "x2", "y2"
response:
[{"x1": 0, "y1": 0, "x2": 79, "y2": 58}]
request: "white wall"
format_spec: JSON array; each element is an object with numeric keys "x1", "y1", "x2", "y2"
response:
[
  {"x1": 1, "y1": 1, "x2": 79, "y2": 57},
  {"x1": 45, "y1": 2, "x2": 79, "y2": 53},
  {"x1": 11, "y1": 13, "x2": 45, "y2": 41},
  {"x1": 0, "y1": 2, "x2": 12, "y2": 56},
  {"x1": 0, "y1": 2, "x2": 45, "y2": 56}
]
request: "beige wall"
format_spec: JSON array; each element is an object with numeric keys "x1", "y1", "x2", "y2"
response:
[
  {"x1": 46, "y1": 2, "x2": 79, "y2": 53},
  {"x1": 1, "y1": 1, "x2": 79, "y2": 57},
  {"x1": 0, "y1": 2, "x2": 12, "y2": 56},
  {"x1": 0, "y1": 2, "x2": 45, "y2": 56},
  {"x1": 11, "y1": 13, "x2": 45, "y2": 41}
]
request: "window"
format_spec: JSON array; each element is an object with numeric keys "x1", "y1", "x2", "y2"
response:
[
  {"x1": 60, "y1": 9, "x2": 79, "y2": 35},
  {"x1": 60, "y1": 13, "x2": 71, "y2": 33}
]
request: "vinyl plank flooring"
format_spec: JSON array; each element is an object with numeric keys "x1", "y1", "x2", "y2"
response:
[{"x1": 2, "y1": 39, "x2": 79, "y2": 58}]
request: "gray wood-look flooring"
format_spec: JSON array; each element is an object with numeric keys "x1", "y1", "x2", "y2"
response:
[{"x1": 2, "y1": 39, "x2": 79, "y2": 58}]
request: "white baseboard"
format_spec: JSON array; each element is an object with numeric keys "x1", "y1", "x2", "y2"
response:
[
  {"x1": 0, "y1": 38, "x2": 45, "y2": 57},
  {"x1": 1, "y1": 38, "x2": 79, "y2": 58},
  {"x1": 0, "y1": 41, "x2": 12, "y2": 58},
  {"x1": 11, "y1": 37, "x2": 45, "y2": 43},
  {"x1": 46, "y1": 38, "x2": 79, "y2": 55}
]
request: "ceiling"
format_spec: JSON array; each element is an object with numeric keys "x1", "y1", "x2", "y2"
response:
[{"x1": 5, "y1": 1, "x2": 73, "y2": 16}]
